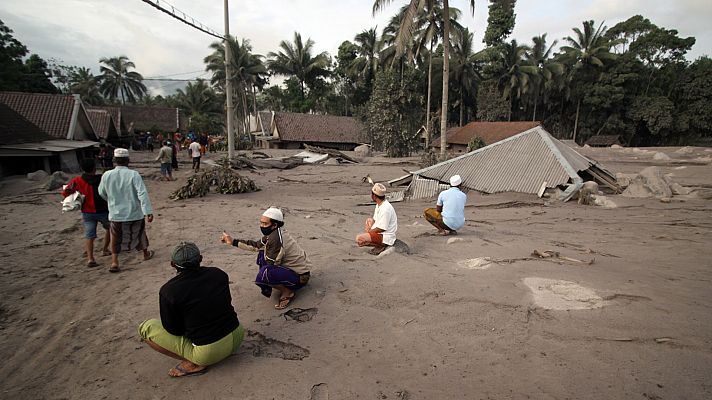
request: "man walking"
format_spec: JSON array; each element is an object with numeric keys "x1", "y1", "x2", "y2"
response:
[
  {"x1": 356, "y1": 183, "x2": 398, "y2": 255},
  {"x1": 188, "y1": 138, "x2": 202, "y2": 173},
  {"x1": 424, "y1": 175, "x2": 467, "y2": 235},
  {"x1": 155, "y1": 140, "x2": 174, "y2": 181},
  {"x1": 99, "y1": 148, "x2": 155, "y2": 272}
]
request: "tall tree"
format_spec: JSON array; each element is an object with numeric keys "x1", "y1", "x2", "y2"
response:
[
  {"x1": 267, "y1": 32, "x2": 330, "y2": 99},
  {"x1": 495, "y1": 39, "x2": 535, "y2": 121},
  {"x1": 483, "y1": 0, "x2": 517, "y2": 47},
  {"x1": 451, "y1": 27, "x2": 480, "y2": 126},
  {"x1": 560, "y1": 20, "x2": 617, "y2": 142},
  {"x1": 526, "y1": 34, "x2": 562, "y2": 121},
  {"x1": 69, "y1": 67, "x2": 103, "y2": 105},
  {"x1": 205, "y1": 36, "x2": 268, "y2": 139},
  {"x1": 98, "y1": 56, "x2": 146, "y2": 104},
  {"x1": 373, "y1": 0, "x2": 475, "y2": 157}
]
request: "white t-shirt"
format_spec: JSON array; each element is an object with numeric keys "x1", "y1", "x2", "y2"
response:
[
  {"x1": 189, "y1": 142, "x2": 201, "y2": 158},
  {"x1": 372, "y1": 200, "x2": 397, "y2": 245}
]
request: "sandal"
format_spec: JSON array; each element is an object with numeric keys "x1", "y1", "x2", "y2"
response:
[
  {"x1": 109, "y1": 265, "x2": 120, "y2": 273},
  {"x1": 143, "y1": 250, "x2": 155, "y2": 261},
  {"x1": 168, "y1": 363, "x2": 206, "y2": 378},
  {"x1": 86, "y1": 260, "x2": 98, "y2": 268},
  {"x1": 369, "y1": 246, "x2": 387, "y2": 255},
  {"x1": 275, "y1": 293, "x2": 295, "y2": 310}
]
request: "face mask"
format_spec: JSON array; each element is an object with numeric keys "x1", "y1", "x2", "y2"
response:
[{"x1": 260, "y1": 226, "x2": 274, "y2": 236}]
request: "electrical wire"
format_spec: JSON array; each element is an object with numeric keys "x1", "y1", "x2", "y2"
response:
[{"x1": 138, "y1": 0, "x2": 223, "y2": 40}]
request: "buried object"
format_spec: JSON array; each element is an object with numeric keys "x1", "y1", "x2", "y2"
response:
[{"x1": 170, "y1": 164, "x2": 259, "y2": 200}]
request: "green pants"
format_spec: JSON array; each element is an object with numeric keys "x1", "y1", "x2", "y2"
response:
[{"x1": 138, "y1": 319, "x2": 245, "y2": 366}]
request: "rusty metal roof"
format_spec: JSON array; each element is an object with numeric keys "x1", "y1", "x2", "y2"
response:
[{"x1": 412, "y1": 126, "x2": 605, "y2": 195}]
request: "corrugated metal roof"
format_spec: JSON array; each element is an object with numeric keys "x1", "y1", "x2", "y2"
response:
[
  {"x1": 412, "y1": 126, "x2": 604, "y2": 195},
  {"x1": 406, "y1": 177, "x2": 451, "y2": 200},
  {"x1": 0, "y1": 139, "x2": 98, "y2": 152}
]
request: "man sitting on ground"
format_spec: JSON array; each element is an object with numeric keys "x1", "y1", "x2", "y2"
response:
[
  {"x1": 138, "y1": 242, "x2": 244, "y2": 377},
  {"x1": 356, "y1": 183, "x2": 398, "y2": 255},
  {"x1": 221, "y1": 207, "x2": 312, "y2": 310},
  {"x1": 424, "y1": 174, "x2": 467, "y2": 235}
]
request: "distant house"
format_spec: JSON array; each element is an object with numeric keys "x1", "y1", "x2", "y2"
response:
[
  {"x1": 87, "y1": 106, "x2": 128, "y2": 136},
  {"x1": 0, "y1": 101, "x2": 97, "y2": 176},
  {"x1": 432, "y1": 121, "x2": 542, "y2": 153},
  {"x1": 86, "y1": 109, "x2": 119, "y2": 141},
  {"x1": 257, "y1": 112, "x2": 367, "y2": 150},
  {"x1": 585, "y1": 135, "x2": 623, "y2": 147},
  {"x1": 0, "y1": 91, "x2": 98, "y2": 141},
  {"x1": 120, "y1": 105, "x2": 186, "y2": 133}
]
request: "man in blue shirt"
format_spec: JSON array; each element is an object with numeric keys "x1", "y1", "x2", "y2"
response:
[
  {"x1": 99, "y1": 148, "x2": 155, "y2": 272},
  {"x1": 424, "y1": 174, "x2": 467, "y2": 235}
]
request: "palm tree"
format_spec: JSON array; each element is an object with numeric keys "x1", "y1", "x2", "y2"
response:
[
  {"x1": 350, "y1": 28, "x2": 382, "y2": 83},
  {"x1": 451, "y1": 27, "x2": 480, "y2": 126},
  {"x1": 205, "y1": 36, "x2": 268, "y2": 137},
  {"x1": 495, "y1": 40, "x2": 536, "y2": 121},
  {"x1": 98, "y1": 56, "x2": 146, "y2": 104},
  {"x1": 174, "y1": 79, "x2": 220, "y2": 115},
  {"x1": 267, "y1": 32, "x2": 330, "y2": 99},
  {"x1": 69, "y1": 67, "x2": 103, "y2": 105},
  {"x1": 373, "y1": 0, "x2": 475, "y2": 158},
  {"x1": 560, "y1": 20, "x2": 617, "y2": 142},
  {"x1": 412, "y1": 2, "x2": 463, "y2": 145},
  {"x1": 526, "y1": 34, "x2": 563, "y2": 121}
]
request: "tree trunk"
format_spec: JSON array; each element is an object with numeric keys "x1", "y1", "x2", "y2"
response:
[
  {"x1": 459, "y1": 89, "x2": 464, "y2": 126},
  {"x1": 532, "y1": 91, "x2": 538, "y2": 121},
  {"x1": 439, "y1": 0, "x2": 451, "y2": 158},
  {"x1": 425, "y1": 40, "x2": 433, "y2": 148},
  {"x1": 573, "y1": 98, "x2": 581, "y2": 143}
]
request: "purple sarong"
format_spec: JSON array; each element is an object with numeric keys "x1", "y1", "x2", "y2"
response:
[{"x1": 255, "y1": 251, "x2": 309, "y2": 297}]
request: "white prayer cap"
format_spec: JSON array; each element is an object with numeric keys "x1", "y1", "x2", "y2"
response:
[
  {"x1": 114, "y1": 148, "x2": 129, "y2": 158},
  {"x1": 450, "y1": 175, "x2": 462, "y2": 186},
  {"x1": 262, "y1": 207, "x2": 284, "y2": 222}
]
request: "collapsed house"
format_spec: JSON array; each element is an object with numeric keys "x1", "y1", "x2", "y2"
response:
[{"x1": 392, "y1": 126, "x2": 620, "y2": 201}]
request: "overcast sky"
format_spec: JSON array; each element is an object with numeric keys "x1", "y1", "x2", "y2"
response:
[{"x1": 3, "y1": 0, "x2": 711, "y2": 95}]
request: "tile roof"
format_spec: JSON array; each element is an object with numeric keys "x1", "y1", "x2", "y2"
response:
[
  {"x1": 585, "y1": 135, "x2": 622, "y2": 146},
  {"x1": 120, "y1": 105, "x2": 182, "y2": 132},
  {"x1": 258, "y1": 111, "x2": 273, "y2": 135},
  {"x1": 274, "y1": 112, "x2": 367, "y2": 144},
  {"x1": 412, "y1": 126, "x2": 615, "y2": 195},
  {"x1": 88, "y1": 106, "x2": 125, "y2": 135},
  {"x1": 0, "y1": 103, "x2": 55, "y2": 145},
  {"x1": 86, "y1": 109, "x2": 118, "y2": 139},
  {"x1": 433, "y1": 121, "x2": 541, "y2": 147},
  {"x1": 0, "y1": 91, "x2": 81, "y2": 139}
]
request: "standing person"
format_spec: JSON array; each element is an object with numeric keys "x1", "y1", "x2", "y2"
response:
[
  {"x1": 424, "y1": 175, "x2": 467, "y2": 235},
  {"x1": 188, "y1": 138, "x2": 202, "y2": 173},
  {"x1": 98, "y1": 148, "x2": 155, "y2": 273},
  {"x1": 156, "y1": 132, "x2": 164, "y2": 146},
  {"x1": 98, "y1": 143, "x2": 113, "y2": 170},
  {"x1": 356, "y1": 183, "x2": 398, "y2": 255},
  {"x1": 199, "y1": 133, "x2": 208, "y2": 155},
  {"x1": 171, "y1": 140, "x2": 180, "y2": 171},
  {"x1": 61, "y1": 158, "x2": 111, "y2": 268},
  {"x1": 138, "y1": 242, "x2": 244, "y2": 377},
  {"x1": 221, "y1": 207, "x2": 311, "y2": 310},
  {"x1": 146, "y1": 132, "x2": 154, "y2": 152},
  {"x1": 155, "y1": 140, "x2": 174, "y2": 181}
]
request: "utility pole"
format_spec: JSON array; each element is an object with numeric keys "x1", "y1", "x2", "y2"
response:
[{"x1": 224, "y1": 0, "x2": 234, "y2": 159}]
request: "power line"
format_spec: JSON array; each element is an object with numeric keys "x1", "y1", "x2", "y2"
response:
[
  {"x1": 139, "y1": 0, "x2": 223, "y2": 40},
  {"x1": 144, "y1": 69, "x2": 206, "y2": 79}
]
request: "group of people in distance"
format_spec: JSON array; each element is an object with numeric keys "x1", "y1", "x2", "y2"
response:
[{"x1": 61, "y1": 147, "x2": 468, "y2": 377}]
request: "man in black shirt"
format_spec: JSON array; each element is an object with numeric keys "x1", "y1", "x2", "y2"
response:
[{"x1": 138, "y1": 242, "x2": 244, "y2": 377}]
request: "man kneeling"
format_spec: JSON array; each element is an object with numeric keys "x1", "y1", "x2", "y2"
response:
[{"x1": 138, "y1": 242, "x2": 244, "y2": 377}]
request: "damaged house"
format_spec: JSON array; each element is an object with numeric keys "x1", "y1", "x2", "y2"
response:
[
  {"x1": 432, "y1": 121, "x2": 542, "y2": 153},
  {"x1": 0, "y1": 92, "x2": 99, "y2": 175},
  {"x1": 257, "y1": 112, "x2": 367, "y2": 150},
  {"x1": 393, "y1": 126, "x2": 620, "y2": 201}
]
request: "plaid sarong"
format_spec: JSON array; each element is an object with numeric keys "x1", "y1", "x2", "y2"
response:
[{"x1": 110, "y1": 219, "x2": 149, "y2": 253}]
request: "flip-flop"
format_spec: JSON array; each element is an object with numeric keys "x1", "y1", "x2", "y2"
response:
[
  {"x1": 369, "y1": 246, "x2": 387, "y2": 255},
  {"x1": 109, "y1": 265, "x2": 120, "y2": 273},
  {"x1": 86, "y1": 261, "x2": 98, "y2": 268},
  {"x1": 168, "y1": 363, "x2": 206, "y2": 378},
  {"x1": 275, "y1": 293, "x2": 295, "y2": 310},
  {"x1": 143, "y1": 250, "x2": 155, "y2": 261}
]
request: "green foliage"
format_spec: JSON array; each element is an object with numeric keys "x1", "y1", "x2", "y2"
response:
[
  {"x1": 0, "y1": 20, "x2": 57, "y2": 93},
  {"x1": 484, "y1": 0, "x2": 517, "y2": 47},
  {"x1": 189, "y1": 111, "x2": 223, "y2": 135},
  {"x1": 476, "y1": 80, "x2": 509, "y2": 121},
  {"x1": 366, "y1": 68, "x2": 424, "y2": 157},
  {"x1": 467, "y1": 135, "x2": 486, "y2": 151},
  {"x1": 98, "y1": 56, "x2": 146, "y2": 104}
]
